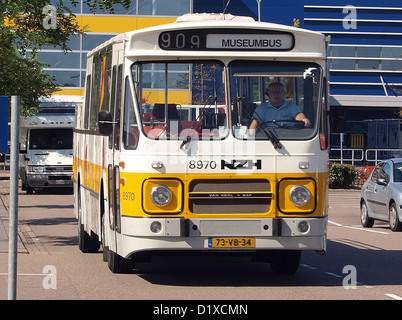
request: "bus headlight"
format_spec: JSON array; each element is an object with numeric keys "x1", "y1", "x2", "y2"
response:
[
  {"x1": 289, "y1": 185, "x2": 311, "y2": 207},
  {"x1": 151, "y1": 185, "x2": 172, "y2": 207}
]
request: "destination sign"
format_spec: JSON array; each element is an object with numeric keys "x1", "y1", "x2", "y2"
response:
[
  {"x1": 206, "y1": 33, "x2": 293, "y2": 50},
  {"x1": 159, "y1": 29, "x2": 295, "y2": 51}
]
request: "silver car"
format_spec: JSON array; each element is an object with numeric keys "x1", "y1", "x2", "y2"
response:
[{"x1": 360, "y1": 158, "x2": 402, "y2": 232}]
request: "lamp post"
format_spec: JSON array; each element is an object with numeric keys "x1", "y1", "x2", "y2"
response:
[{"x1": 256, "y1": 0, "x2": 262, "y2": 21}]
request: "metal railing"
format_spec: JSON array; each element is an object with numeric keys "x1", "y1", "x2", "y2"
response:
[
  {"x1": 329, "y1": 148, "x2": 364, "y2": 165},
  {"x1": 330, "y1": 147, "x2": 402, "y2": 166},
  {"x1": 365, "y1": 149, "x2": 402, "y2": 165}
]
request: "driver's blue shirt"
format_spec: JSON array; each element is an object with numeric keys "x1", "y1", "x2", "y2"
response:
[{"x1": 252, "y1": 100, "x2": 302, "y2": 127}]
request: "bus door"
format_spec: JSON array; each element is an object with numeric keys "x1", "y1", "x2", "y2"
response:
[{"x1": 107, "y1": 45, "x2": 124, "y2": 252}]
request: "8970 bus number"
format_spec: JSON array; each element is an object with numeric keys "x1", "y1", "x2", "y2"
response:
[{"x1": 188, "y1": 160, "x2": 217, "y2": 170}]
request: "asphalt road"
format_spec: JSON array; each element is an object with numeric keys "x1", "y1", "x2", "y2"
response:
[{"x1": 1, "y1": 186, "x2": 402, "y2": 302}]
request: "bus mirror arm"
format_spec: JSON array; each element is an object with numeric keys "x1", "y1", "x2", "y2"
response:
[{"x1": 98, "y1": 111, "x2": 115, "y2": 135}]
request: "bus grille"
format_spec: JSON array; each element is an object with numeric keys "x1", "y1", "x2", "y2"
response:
[{"x1": 188, "y1": 179, "x2": 272, "y2": 214}]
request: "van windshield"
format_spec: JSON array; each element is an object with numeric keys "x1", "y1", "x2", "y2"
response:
[{"x1": 29, "y1": 129, "x2": 73, "y2": 150}]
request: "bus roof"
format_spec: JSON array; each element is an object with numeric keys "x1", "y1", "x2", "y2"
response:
[{"x1": 87, "y1": 14, "x2": 327, "y2": 60}]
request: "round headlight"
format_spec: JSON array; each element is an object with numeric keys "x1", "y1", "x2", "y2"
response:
[
  {"x1": 289, "y1": 185, "x2": 311, "y2": 207},
  {"x1": 151, "y1": 185, "x2": 172, "y2": 207}
]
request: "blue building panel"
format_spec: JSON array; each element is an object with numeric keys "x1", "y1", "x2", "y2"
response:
[
  {"x1": 329, "y1": 34, "x2": 402, "y2": 46},
  {"x1": 193, "y1": 0, "x2": 402, "y2": 118}
]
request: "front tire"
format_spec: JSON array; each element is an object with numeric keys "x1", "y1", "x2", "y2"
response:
[
  {"x1": 107, "y1": 250, "x2": 134, "y2": 274},
  {"x1": 389, "y1": 202, "x2": 402, "y2": 232},
  {"x1": 270, "y1": 250, "x2": 301, "y2": 275},
  {"x1": 360, "y1": 200, "x2": 374, "y2": 228}
]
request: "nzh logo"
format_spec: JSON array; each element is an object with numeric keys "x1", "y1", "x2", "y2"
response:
[{"x1": 221, "y1": 159, "x2": 262, "y2": 170}]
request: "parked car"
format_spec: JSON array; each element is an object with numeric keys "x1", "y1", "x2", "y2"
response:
[{"x1": 360, "y1": 158, "x2": 402, "y2": 231}]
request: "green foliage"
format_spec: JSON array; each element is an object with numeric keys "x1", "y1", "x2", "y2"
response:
[
  {"x1": 0, "y1": 0, "x2": 131, "y2": 115},
  {"x1": 329, "y1": 163, "x2": 357, "y2": 189}
]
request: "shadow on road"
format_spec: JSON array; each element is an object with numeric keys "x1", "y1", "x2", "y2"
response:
[{"x1": 134, "y1": 239, "x2": 402, "y2": 288}]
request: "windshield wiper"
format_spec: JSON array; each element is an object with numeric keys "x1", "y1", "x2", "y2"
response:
[
  {"x1": 180, "y1": 96, "x2": 217, "y2": 151},
  {"x1": 260, "y1": 126, "x2": 282, "y2": 149},
  {"x1": 235, "y1": 96, "x2": 282, "y2": 149}
]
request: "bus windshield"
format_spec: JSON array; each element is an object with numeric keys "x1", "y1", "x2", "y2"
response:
[
  {"x1": 132, "y1": 61, "x2": 227, "y2": 141},
  {"x1": 229, "y1": 61, "x2": 322, "y2": 141}
]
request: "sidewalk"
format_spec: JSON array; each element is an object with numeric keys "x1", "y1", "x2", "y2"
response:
[{"x1": 0, "y1": 170, "x2": 26, "y2": 253}]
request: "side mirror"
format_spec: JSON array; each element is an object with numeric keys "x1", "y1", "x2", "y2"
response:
[
  {"x1": 98, "y1": 111, "x2": 113, "y2": 135},
  {"x1": 377, "y1": 178, "x2": 388, "y2": 186}
]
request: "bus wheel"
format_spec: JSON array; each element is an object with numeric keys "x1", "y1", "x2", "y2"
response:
[
  {"x1": 101, "y1": 214, "x2": 108, "y2": 262},
  {"x1": 77, "y1": 187, "x2": 100, "y2": 253},
  {"x1": 107, "y1": 250, "x2": 134, "y2": 274},
  {"x1": 270, "y1": 250, "x2": 301, "y2": 275}
]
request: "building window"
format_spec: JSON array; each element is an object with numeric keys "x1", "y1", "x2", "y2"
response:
[
  {"x1": 330, "y1": 45, "x2": 402, "y2": 71},
  {"x1": 37, "y1": 52, "x2": 81, "y2": 69},
  {"x1": 331, "y1": 59, "x2": 356, "y2": 70},
  {"x1": 382, "y1": 59, "x2": 402, "y2": 71},
  {"x1": 331, "y1": 46, "x2": 355, "y2": 57},
  {"x1": 382, "y1": 47, "x2": 402, "y2": 59},
  {"x1": 44, "y1": 70, "x2": 81, "y2": 87},
  {"x1": 138, "y1": 0, "x2": 190, "y2": 16},
  {"x1": 82, "y1": 34, "x2": 117, "y2": 51},
  {"x1": 357, "y1": 47, "x2": 380, "y2": 58},
  {"x1": 357, "y1": 59, "x2": 380, "y2": 70}
]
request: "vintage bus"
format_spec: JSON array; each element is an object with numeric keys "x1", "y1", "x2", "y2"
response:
[{"x1": 73, "y1": 13, "x2": 330, "y2": 274}]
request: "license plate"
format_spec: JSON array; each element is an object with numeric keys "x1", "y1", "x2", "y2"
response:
[
  {"x1": 54, "y1": 180, "x2": 67, "y2": 184},
  {"x1": 208, "y1": 237, "x2": 255, "y2": 248}
]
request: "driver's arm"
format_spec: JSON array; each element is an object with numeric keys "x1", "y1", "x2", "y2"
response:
[
  {"x1": 295, "y1": 113, "x2": 311, "y2": 127},
  {"x1": 248, "y1": 119, "x2": 258, "y2": 136}
]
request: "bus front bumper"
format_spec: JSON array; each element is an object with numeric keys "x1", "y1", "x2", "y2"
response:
[{"x1": 120, "y1": 216, "x2": 328, "y2": 257}]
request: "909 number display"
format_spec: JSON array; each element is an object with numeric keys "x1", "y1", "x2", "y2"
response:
[{"x1": 159, "y1": 31, "x2": 203, "y2": 50}]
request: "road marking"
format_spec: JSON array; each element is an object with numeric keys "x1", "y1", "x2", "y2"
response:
[
  {"x1": 300, "y1": 264, "x2": 317, "y2": 270},
  {"x1": 0, "y1": 273, "x2": 52, "y2": 276},
  {"x1": 344, "y1": 225, "x2": 389, "y2": 234},
  {"x1": 385, "y1": 293, "x2": 402, "y2": 300},
  {"x1": 328, "y1": 220, "x2": 389, "y2": 234},
  {"x1": 328, "y1": 220, "x2": 343, "y2": 227},
  {"x1": 324, "y1": 272, "x2": 343, "y2": 278}
]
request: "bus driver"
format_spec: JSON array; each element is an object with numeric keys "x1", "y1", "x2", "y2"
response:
[{"x1": 248, "y1": 82, "x2": 310, "y2": 135}]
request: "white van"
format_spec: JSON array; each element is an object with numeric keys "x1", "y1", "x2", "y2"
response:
[{"x1": 19, "y1": 96, "x2": 82, "y2": 193}]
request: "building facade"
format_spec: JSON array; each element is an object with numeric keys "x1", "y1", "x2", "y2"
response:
[{"x1": 38, "y1": 0, "x2": 402, "y2": 150}]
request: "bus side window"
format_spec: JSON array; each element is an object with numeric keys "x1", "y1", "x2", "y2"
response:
[
  {"x1": 114, "y1": 64, "x2": 123, "y2": 150},
  {"x1": 123, "y1": 76, "x2": 139, "y2": 149},
  {"x1": 84, "y1": 75, "x2": 91, "y2": 130}
]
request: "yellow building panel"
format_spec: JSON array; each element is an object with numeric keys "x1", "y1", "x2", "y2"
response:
[
  {"x1": 143, "y1": 90, "x2": 191, "y2": 105},
  {"x1": 78, "y1": 15, "x2": 176, "y2": 33},
  {"x1": 55, "y1": 88, "x2": 85, "y2": 96}
]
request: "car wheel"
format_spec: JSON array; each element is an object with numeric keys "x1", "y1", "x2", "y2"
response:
[
  {"x1": 389, "y1": 202, "x2": 402, "y2": 232},
  {"x1": 361, "y1": 200, "x2": 374, "y2": 228}
]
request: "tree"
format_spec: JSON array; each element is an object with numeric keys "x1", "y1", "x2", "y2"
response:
[{"x1": 0, "y1": 0, "x2": 131, "y2": 115}]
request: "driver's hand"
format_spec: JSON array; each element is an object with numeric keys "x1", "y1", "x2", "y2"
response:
[{"x1": 301, "y1": 118, "x2": 311, "y2": 127}]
